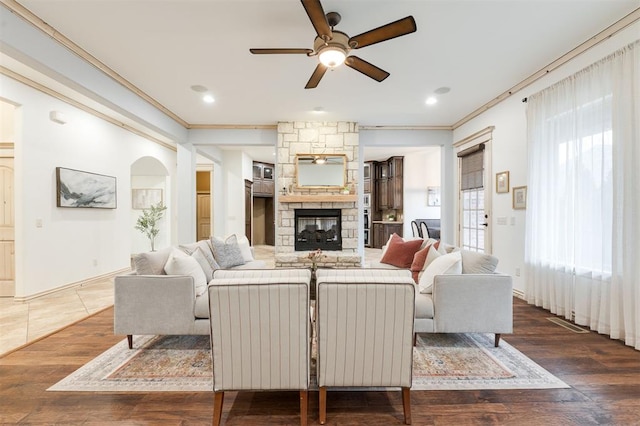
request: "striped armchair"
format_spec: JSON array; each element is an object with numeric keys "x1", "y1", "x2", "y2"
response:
[
  {"x1": 315, "y1": 269, "x2": 416, "y2": 425},
  {"x1": 207, "y1": 269, "x2": 312, "y2": 426}
]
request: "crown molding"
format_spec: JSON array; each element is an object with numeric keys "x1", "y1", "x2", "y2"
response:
[
  {"x1": 452, "y1": 7, "x2": 640, "y2": 129},
  {"x1": 1, "y1": 65, "x2": 176, "y2": 151},
  {"x1": 1, "y1": 0, "x2": 189, "y2": 129}
]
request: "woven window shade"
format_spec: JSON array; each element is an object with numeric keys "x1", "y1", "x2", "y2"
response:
[{"x1": 458, "y1": 144, "x2": 484, "y2": 190}]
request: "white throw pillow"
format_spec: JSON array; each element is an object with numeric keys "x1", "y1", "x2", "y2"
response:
[
  {"x1": 164, "y1": 249, "x2": 208, "y2": 296},
  {"x1": 191, "y1": 247, "x2": 215, "y2": 282},
  {"x1": 418, "y1": 251, "x2": 462, "y2": 294},
  {"x1": 416, "y1": 245, "x2": 442, "y2": 281},
  {"x1": 236, "y1": 235, "x2": 254, "y2": 262}
]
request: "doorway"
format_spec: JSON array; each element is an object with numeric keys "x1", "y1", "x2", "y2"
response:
[
  {"x1": 457, "y1": 141, "x2": 492, "y2": 253},
  {"x1": 253, "y1": 197, "x2": 275, "y2": 246},
  {"x1": 0, "y1": 100, "x2": 16, "y2": 297}
]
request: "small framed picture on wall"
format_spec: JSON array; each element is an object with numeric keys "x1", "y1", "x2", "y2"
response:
[
  {"x1": 496, "y1": 171, "x2": 509, "y2": 193},
  {"x1": 513, "y1": 186, "x2": 527, "y2": 209}
]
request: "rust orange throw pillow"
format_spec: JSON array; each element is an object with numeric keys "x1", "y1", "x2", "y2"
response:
[
  {"x1": 380, "y1": 233, "x2": 423, "y2": 269},
  {"x1": 410, "y1": 244, "x2": 432, "y2": 283}
]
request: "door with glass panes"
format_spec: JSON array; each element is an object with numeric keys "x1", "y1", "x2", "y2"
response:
[{"x1": 458, "y1": 143, "x2": 491, "y2": 253}]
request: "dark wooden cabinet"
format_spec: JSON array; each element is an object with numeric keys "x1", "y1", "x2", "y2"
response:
[
  {"x1": 252, "y1": 162, "x2": 274, "y2": 197},
  {"x1": 388, "y1": 156, "x2": 403, "y2": 209},
  {"x1": 363, "y1": 161, "x2": 374, "y2": 194},
  {"x1": 373, "y1": 157, "x2": 402, "y2": 211},
  {"x1": 372, "y1": 222, "x2": 403, "y2": 249}
]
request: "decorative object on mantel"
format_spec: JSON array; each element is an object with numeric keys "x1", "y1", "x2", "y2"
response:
[
  {"x1": 279, "y1": 194, "x2": 357, "y2": 203},
  {"x1": 306, "y1": 248, "x2": 326, "y2": 272},
  {"x1": 134, "y1": 202, "x2": 167, "y2": 251}
]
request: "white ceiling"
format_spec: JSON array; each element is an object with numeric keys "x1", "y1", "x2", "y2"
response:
[{"x1": 15, "y1": 0, "x2": 640, "y2": 129}]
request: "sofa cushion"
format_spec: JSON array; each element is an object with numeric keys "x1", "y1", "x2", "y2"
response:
[
  {"x1": 418, "y1": 251, "x2": 462, "y2": 294},
  {"x1": 211, "y1": 234, "x2": 246, "y2": 268},
  {"x1": 191, "y1": 247, "x2": 216, "y2": 282},
  {"x1": 164, "y1": 249, "x2": 208, "y2": 296},
  {"x1": 132, "y1": 246, "x2": 172, "y2": 275},
  {"x1": 380, "y1": 233, "x2": 423, "y2": 268},
  {"x1": 236, "y1": 235, "x2": 254, "y2": 262},
  {"x1": 461, "y1": 250, "x2": 499, "y2": 274},
  {"x1": 180, "y1": 240, "x2": 220, "y2": 270},
  {"x1": 194, "y1": 292, "x2": 209, "y2": 319},
  {"x1": 415, "y1": 292, "x2": 435, "y2": 319},
  {"x1": 410, "y1": 244, "x2": 433, "y2": 283}
]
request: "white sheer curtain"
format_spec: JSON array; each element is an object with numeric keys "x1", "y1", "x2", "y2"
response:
[{"x1": 525, "y1": 41, "x2": 639, "y2": 350}]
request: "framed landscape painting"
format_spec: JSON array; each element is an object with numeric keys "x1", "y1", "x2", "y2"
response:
[
  {"x1": 56, "y1": 167, "x2": 117, "y2": 209},
  {"x1": 132, "y1": 188, "x2": 163, "y2": 210}
]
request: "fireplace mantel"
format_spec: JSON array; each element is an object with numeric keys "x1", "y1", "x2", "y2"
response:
[{"x1": 279, "y1": 194, "x2": 357, "y2": 203}]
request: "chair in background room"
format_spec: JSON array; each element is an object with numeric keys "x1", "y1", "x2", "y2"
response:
[
  {"x1": 411, "y1": 220, "x2": 421, "y2": 238},
  {"x1": 207, "y1": 270, "x2": 312, "y2": 426},
  {"x1": 420, "y1": 221, "x2": 430, "y2": 239},
  {"x1": 315, "y1": 269, "x2": 416, "y2": 424}
]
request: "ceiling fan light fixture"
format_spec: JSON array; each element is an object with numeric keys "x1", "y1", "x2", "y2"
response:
[{"x1": 319, "y1": 47, "x2": 346, "y2": 68}]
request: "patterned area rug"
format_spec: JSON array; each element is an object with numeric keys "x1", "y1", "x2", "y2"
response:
[{"x1": 48, "y1": 333, "x2": 568, "y2": 392}]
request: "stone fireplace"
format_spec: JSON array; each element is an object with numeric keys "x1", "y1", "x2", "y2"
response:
[{"x1": 275, "y1": 121, "x2": 361, "y2": 268}]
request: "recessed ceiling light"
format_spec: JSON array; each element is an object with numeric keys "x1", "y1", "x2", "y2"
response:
[
  {"x1": 203, "y1": 94, "x2": 215, "y2": 104},
  {"x1": 434, "y1": 87, "x2": 451, "y2": 95},
  {"x1": 191, "y1": 84, "x2": 208, "y2": 92},
  {"x1": 312, "y1": 107, "x2": 325, "y2": 113},
  {"x1": 425, "y1": 96, "x2": 438, "y2": 105}
]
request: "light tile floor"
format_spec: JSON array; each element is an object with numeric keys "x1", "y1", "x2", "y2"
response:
[{"x1": 0, "y1": 245, "x2": 381, "y2": 357}]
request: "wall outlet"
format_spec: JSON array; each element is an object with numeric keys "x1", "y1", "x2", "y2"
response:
[
  {"x1": 510, "y1": 216, "x2": 516, "y2": 226},
  {"x1": 35, "y1": 219, "x2": 43, "y2": 228},
  {"x1": 515, "y1": 267, "x2": 521, "y2": 277},
  {"x1": 92, "y1": 259, "x2": 98, "y2": 267}
]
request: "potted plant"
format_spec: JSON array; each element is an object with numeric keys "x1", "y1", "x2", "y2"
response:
[{"x1": 135, "y1": 202, "x2": 167, "y2": 251}]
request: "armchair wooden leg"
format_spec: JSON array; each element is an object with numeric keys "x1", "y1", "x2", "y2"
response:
[
  {"x1": 213, "y1": 391, "x2": 224, "y2": 426},
  {"x1": 127, "y1": 335, "x2": 133, "y2": 349},
  {"x1": 402, "y1": 387, "x2": 412, "y2": 425},
  {"x1": 319, "y1": 386, "x2": 327, "y2": 425},
  {"x1": 495, "y1": 333, "x2": 501, "y2": 347},
  {"x1": 299, "y1": 390, "x2": 308, "y2": 426}
]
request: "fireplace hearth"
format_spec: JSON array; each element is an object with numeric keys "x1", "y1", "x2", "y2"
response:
[{"x1": 294, "y1": 208, "x2": 342, "y2": 251}]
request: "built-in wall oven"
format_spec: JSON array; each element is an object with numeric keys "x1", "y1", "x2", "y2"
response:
[{"x1": 363, "y1": 193, "x2": 371, "y2": 246}]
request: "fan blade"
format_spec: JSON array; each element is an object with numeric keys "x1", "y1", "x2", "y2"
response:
[
  {"x1": 305, "y1": 63, "x2": 328, "y2": 89},
  {"x1": 349, "y1": 16, "x2": 417, "y2": 49},
  {"x1": 301, "y1": 0, "x2": 331, "y2": 41},
  {"x1": 344, "y1": 56, "x2": 390, "y2": 82},
  {"x1": 250, "y1": 48, "x2": 313, "y2": 55}
]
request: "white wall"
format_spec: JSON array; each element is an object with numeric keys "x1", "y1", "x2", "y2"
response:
[
  {"x1": 2, "y1": 75, "x2": 177, "y2": 298},
  {"x1": 453, "y1": 21, "x2": 640, "y2": 294},
  {"x1": 403, "y1": 148, "x2": 442, "y2": 236}
]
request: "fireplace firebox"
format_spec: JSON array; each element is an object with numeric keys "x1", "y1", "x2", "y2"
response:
[{"x1": 294, "y1": 209, "x2": 342, "y2": 251}]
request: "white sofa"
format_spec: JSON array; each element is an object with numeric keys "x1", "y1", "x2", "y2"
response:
[
  {"x1": 371, "y1": 239, "x2": 513, "y2": 347},
  {"x1": 114, "y1": 237, "x2": 269, "y2": 349}
]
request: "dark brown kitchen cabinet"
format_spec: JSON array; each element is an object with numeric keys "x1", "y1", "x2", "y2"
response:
[
  {"x1": 373, "y1": 157, "x2": 402, "y2": 211},
  {"x1": 252, "y1": 162, "x2": 274, "y2": 197},
  {"x1": 372, "y1": 222, "x2": 404, "y2": 249}
]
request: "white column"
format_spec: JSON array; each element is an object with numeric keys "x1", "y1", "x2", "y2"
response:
[{"x1": 176, "y1": 143, "x2": 197, "y2": 243}]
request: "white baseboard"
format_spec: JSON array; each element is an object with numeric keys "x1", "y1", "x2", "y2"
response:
[{"x1": 13, "y1": 268, "x2": 130, "y2": 302}]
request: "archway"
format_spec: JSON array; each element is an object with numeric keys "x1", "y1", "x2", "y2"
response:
[{"x1": 131, "y1": 156, "x2": 170, "y2": 254}]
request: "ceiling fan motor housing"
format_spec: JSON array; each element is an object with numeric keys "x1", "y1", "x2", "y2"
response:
[{"x1": 314, "y1": 30, "x2": 350, "y2": 67}]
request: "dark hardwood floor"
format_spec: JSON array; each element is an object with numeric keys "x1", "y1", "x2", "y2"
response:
[{"x1": 1, "y1": 298, "x2": 639, "y2": 425}]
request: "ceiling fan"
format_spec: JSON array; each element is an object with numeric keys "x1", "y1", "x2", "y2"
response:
[{"x1": 249, "y1": 0, "x2": 417, "y2": 89}]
